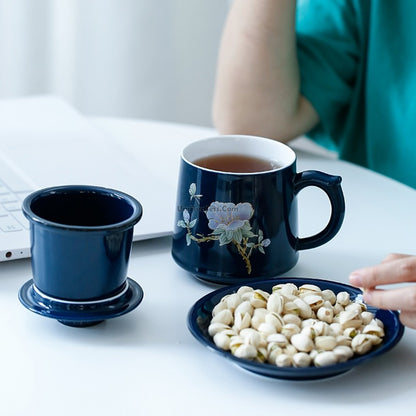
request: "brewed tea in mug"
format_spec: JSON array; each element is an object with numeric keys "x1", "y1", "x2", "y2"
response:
[{"x1": 193, "y1": 153, "x2": 281, "y2": 173}]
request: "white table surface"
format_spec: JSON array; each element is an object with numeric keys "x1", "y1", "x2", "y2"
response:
[{"x1": 1, "y1": 118, "x2": 415, "y2": 415}]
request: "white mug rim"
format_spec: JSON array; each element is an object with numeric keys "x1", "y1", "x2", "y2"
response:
[{"x1": 181, "y1": 135, "x2": 296, "y2": 175}]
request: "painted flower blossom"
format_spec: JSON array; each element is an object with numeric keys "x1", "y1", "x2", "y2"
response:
[
  {"x1": 177, "y1": 183, "x2": 271, "y2": 273},
  {"x1": 205, "y1": 202, "x2": 254, "y2": 231}
]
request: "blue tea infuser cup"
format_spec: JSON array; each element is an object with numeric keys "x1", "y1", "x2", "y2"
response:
[{"x1": 18, "y1": 185, "x2": 144, "y2": 327}]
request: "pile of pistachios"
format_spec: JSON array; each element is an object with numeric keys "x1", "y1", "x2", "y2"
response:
[{"x1": 208, "y1": 283, "x2": 385, "y2": 368}]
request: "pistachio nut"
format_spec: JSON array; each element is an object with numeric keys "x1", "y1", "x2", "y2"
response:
[
  {"x1": 344, "y1": 303, "x2": 363, "y2": 315},
  {"x1": 360, "y1": 311, "x2": 375, "y2": 325},
  {"x1": 362, "y1": 323, "x2": 385, "y2": 338},
  {"x1": 328, "y1": 322, "x2": 343, "y2": 337},
  {"x1": 336, "y1": 335, "x2": 352, "y2": 346},
  {"x1": 250, "y1": 307, "x2": 268, "y2": 330},
  {"x1": 234, "y1": 300, "x2": 253, "y2": 317},
  {"x1": 374, "y1": 318, "x2": 385, "y2": 328},
  {"x1": 333, "y1": 302, "x2": 344, "y2": 315},
  {"x1": 290, "y1": 333, "x2": 314, "y2": 352},
  {"x1": 316, "y1": 306, "x2": 334, "y2": 324},
  {"x1": 281, "y1": 323, "x2": 301, "y2": 339},
  {"x1": 211, "y1": 308, "x2": 233, "y2": 325},
  {"x1": 240, "y1": 328, "x2": 265, "y2": 348},
  {"x1": 283, "y1": 301, "x2": 300, "y2": 315},
  {"x1": 267, "y1": 292, "x2": 285, "y2": 314},
  {"x1": 233, "y1": 311, "x2": 251, "y2": 331},
  {"x1": 301, "y1": 318, "x2": 318, "y2": 328},
  {"x1": 333, "y1": 345, "x2": 354, "y2": 362},
  {"x1": 303, "y1": 294, "x2": 324, "y2": 310},
  {"x1": 267, "y1": 333, "x2": 289, "y2": 348},
  {"x1": 283, "y1": 313, "x2": 302, "y2": 327},
  {"x1": 257, "y1": 322, "x2": 277, "y2": 337},
  {"x1": 272, "y1": 283, "x2": 298, "y2": 300},
  {"x1": 237, "y1": 285, "x2": 253, "y2": 297},
  {"x1": 300, "y1": 326, "x2": 316, "y2": 340},
  {"x1": 314, "y1": 351, "x2": 338, "y2": 367},
  {"x1": 264, "y1": 312, "x2": 284, "y2": 332},
  {"x1": 225, "y1": 293, "x2": 242, "y2": 311},
  {"x1": 212, "y1": 301, "x2": 228, "y2": 317},
  {"x1": 351, "y1": 333, "x2": 373, "y2": 355},
  {"x1": 233, "y1": 343, "x2": 258, "y2": 360},
  {"x1": 275, "y1": 353, "x2": 292, "y2": 367},
  {"x1": 267, "y1": 341, "x2": 284, "y2": 355},
  {"x1": 309, "y1": 349, "x2": 319, "y2": 360},
  {"x1": 314, "y1": 335, "x2": 337, "y2": 351},
  {"x1": 339, "y1": 309, "x2": 362, "y2": 329},
  {"x1": 298, "y1": 284, "x2": 322, "y2": 295},
  {"x1": 293, "y1": 297, "x2": 313, "y2": 319},
  {"x1": 312, "y1": 321, "x2": 330, "y2": 336},
  {"x1": 321, "y1": 289, "x2": 337, "y2": 305},
  {"x1": 229, "y1": 335, "x2": 244, "y2": 353},
  {"x1": 267, "y1": 346, "x2": 283, "y2": 364},
  {"x1": 208, "y1": 322, "x2": 231, "y2": 337},
  {"x1": 213, "y1": 329, "x2": 237, "y2": 350},
  {"x1": 283, "y1": 344, "x2": 298, "y2": 357},
  {"x1": 292, "y1": 352, "x2": 312, "y2": 368},
  {"x1": 365, "y1": 334, "x2": 383, "y2": 346},
  {"x1": 255, "y1": 347, "x2": 268, "y2": 363},
  {"x1": 249, "y1": 289, "x2": 270, "y2": 308},
  {"x1": 344, "y1": 327, "x2": 359, "y2": 338},
  {"x1": 336, "y1": 291, "x2": 351, "y2": 306}
]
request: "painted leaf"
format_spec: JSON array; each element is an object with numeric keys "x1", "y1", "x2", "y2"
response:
[
  {"x1": 241, "y1": 228, "x2": 256, "y2": 239},
  {"x1": 219, "y1": 232, "x2": 233, "y2": 246},
  {"x1": 189, "y1": 219, "x2": 197, "y2": 228},
  {"x1": 177, "y1": 220, "x2": 187, "y2": 228},
  {"x1": 233, "y1": 228, "x2": 243, "y2": 244},
  {"x1": 186, "y1": 233, "x2": 191, "y2": 246},
  {"x1": 183, "y1": 209, "x2": 190, "y2": 223},
  {"x1": 189, "y1": 183, "x2": 196, "y2": 196}
]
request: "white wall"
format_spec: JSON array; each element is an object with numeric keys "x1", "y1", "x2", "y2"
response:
[{"x1": 0, "y1": 0, "x2": 229, "y2": 126}]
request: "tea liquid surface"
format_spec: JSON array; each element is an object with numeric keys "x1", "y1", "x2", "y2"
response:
[{"x1": 193, "y1": 154, "x2": 278, "y2": 173}]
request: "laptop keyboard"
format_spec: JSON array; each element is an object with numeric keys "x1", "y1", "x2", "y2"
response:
[{"x1": 0, "y1": 179, "x2": 31, "y2": 233}]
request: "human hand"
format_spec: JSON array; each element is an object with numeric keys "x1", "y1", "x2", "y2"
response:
[{"x1": 349, "y1": 253, "x2": 416, "y2": 329}]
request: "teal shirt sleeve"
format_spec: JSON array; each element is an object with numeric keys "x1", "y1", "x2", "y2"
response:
[
  {"x1": 295, "y1": 0, "x2": 416, "y2": 188},
  {"x1": 296, "y1": 0, "x2": 361, "y2": 151}
]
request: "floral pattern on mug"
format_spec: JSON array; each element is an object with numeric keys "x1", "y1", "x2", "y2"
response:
[{"x1": 177, "y1": 183, "x2": 270, "y2": 274}]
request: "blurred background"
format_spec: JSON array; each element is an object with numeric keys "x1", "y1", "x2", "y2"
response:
[{"x1": 0, "y1": 0, "x2": 229, "y2": 127}]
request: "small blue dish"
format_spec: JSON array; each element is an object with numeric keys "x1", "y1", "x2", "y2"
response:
[
  {"x1": 187, "y1": 277, "x2": 405, "y2": 381},
  {"x1": 19, "y1": 277, "x2": 144, "y2": 327}
]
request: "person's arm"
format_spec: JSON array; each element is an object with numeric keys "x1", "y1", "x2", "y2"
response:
[
  {"x1": 212, "y1": 0, "x2": 319, "y2": 141},
  {"x1": 349, "y1": 254, "x2": 416, "y2": 329}
]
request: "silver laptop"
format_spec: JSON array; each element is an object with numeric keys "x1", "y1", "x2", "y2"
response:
[{"x1": 0, "y1": 95, "x2": 214, "y2": 262}]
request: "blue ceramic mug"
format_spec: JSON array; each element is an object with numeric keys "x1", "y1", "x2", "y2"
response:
[
  {"x1": 172, "y1": 135, "x2": 345, "y2": 284},
  {"x1": 22, "y1": 185, "x2": 142, "y2": 301}
]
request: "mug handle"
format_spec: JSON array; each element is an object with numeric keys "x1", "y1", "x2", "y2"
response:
[{"x1": 293, "y1": 170, "x2": 345, "y2": 250}]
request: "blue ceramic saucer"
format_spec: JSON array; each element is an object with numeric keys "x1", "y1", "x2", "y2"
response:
[
  {"x1": 187, "y1": 277, "x2": 405, "y2": 381},
  {"x1": 18, "y1": 277, "x2": 144, "y2": 327}
]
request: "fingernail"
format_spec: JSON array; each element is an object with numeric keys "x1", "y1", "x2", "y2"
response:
[{"x1": 349, "y1": 272, "x2": 363, "y2": 286}]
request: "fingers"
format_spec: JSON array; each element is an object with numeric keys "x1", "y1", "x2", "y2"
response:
[
  {"x1": 349, "y1": 255, "x2": 416, "y2": 288},
  {"x1": 349, "y1": 253, "x2": 416, "y2": 330},
  {"x1": 365, "y1": 286, "x2": 416, "y2": 329},
  {"x1": 380, "y1": 253, "x2": 412, "y2": 263},
  {"x1": 398, "y1": 310, "x2": 416, "y2": 329},
  {"x1": 364, "y1": 285, "x2": 416, "y2": 313}
]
